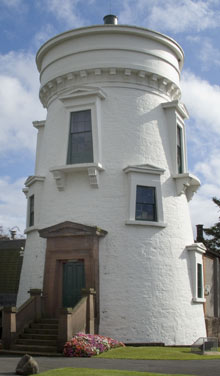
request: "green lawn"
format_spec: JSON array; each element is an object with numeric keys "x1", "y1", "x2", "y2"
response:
[
  {"x1": 97, "y1": 346, "x2": 220, "y2": 360},
  {"x1": 37, "y1": 346, "x2": 220, "y2": 376},
  {"x1": 38, "y1": 368, "x2": 192, "y2": 376}
]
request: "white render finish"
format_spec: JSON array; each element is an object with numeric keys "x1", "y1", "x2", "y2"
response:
[{"x1": 17, "y1": 23, "x2": 206, "y2": 344}]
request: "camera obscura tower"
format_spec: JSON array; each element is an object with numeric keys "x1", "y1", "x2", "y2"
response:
[{"x1": 17, "y1": 15, "x2": 206, "y2": 345}]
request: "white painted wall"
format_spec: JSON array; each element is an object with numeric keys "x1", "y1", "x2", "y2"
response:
[{"x1": 17, "y1": 24, "x2": 206, "y2": 344}]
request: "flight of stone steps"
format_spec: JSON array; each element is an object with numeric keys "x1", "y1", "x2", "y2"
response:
[{"x1": 11, "y1": 318, "x2": 60, "y2": 355}]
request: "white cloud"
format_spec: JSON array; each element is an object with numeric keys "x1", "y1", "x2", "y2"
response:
[
  {"x1": 1, "y1": 0, "x2": 24, "y2": 7},
  {"x1": 181, "y1": 71, "x2": 220, "y2": 136},
  {"x1": 39, "y1": 0, "x2": 86, "y2": 28},
  {"x1": 0, "y1": 177, "x2": 26, "y2": 233},
  {"x1": 180, "y1": 71, "x2": 220, "y2": 230},
  {"x1": 190, "y1": 191, "x2": 219, "y2": 232},
  {"x1": 186, "y1": 35, "x2": 201, "y2": 43},
  {"x1": 149, "y1": 0, "x2": 219, "y2": 33},
  {"x1": 119, "y1": 0, "x2": 220, "y2": 33},
  {"x1": 199, "y1": 38, "x2": 220, "y2": 70},
  {"x1": 189, "y1": 153, "x2": 220, "y2": 231},
  {"x1": 0, "y1": 0, "x2": 27, "y2": 15},
  {"x1": 194, "y1": 153, "x2": 220, "y2": 185},
  {"x1": 0, "y1": 51, "x2": 46, "y2": 154},
  {"x1": 34, "y1": 24, "x2": 57, "y2": 49}
]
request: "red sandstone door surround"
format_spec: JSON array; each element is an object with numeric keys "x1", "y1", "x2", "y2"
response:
[{"x1": 39, "y1": 221, "x2": 107, "y2": 324}]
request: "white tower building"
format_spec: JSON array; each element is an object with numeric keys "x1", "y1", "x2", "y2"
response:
[{"x1": 17, "y1": 15, "x2": 207, "y2": 345}]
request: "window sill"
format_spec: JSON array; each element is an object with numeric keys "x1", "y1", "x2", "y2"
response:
[
  {"x1": 125, "y1": 220, "x2": 167, "y2": 227},
  {"x1": 50, "y1": 162, "x2": 104, "y2": 173},
  {"x1": 50, "y1": 163, "x2": 104, "y2": 190},
  {"x1": 24, "y1": 225, "x2": 39, "y2": 234},
  {"x1": 192, "y1": 298, "x2": 206, "y2": 304}
]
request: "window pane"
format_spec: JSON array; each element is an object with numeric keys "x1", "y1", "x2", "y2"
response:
[
  {"x1": 135, "y1": 186, "x2": 157, "y2": 221},
  {"x1": 68, "y1": 110, "x2": 93, "y2": 164},
  {"x1": 136, "y1": 186, "x2": 155, "y2": 204},
  {"x1": 177, "y1": 146, "x2": 182, "y2": 173},
  {"x1": 177, "y1": 126, "x2": 181, "y2": 147},
  {"x1": 29, "y1": 195, "x2": 34, "y2": 227},
  {"x1": 142, "y1": 204, "x2": 155, "y2": 220},
  {"x1": 142, "y1": 187, "x2": 155, "y2": 204},
  {"x1": 135, "y1": 203, "x2": 143, "y2": 220},
  {"x1": 70, "y1": 110, "x2": 92, "y2": 133},
  {"x1": 197, "y1": 263, "x2": 203, "y2": 298},
  {"x1": 177, "y1": 126, "x2": 183, "y2": 173}
]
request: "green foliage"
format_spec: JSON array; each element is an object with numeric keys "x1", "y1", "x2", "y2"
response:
[
  {"x1": 0, "y1": 226, "x2": 9, "y2": 239},
  {"x1": 203, "y1": 197, "x2": 220, "y2": 252},
  {"x1": 38, "y1": 368, "x2": 192, "y2": 376},
  {"x1": 97, "y1": 346, "x2": 220, "y2": 360}
]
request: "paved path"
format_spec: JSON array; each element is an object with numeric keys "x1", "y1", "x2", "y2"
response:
[{"x1": 0, "y1": 355, "x2": 220, "y2": 376}]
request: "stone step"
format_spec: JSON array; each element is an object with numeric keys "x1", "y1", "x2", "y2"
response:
[
  {"x1": 20, "y1": 333, "x2": 58, "y2": 341},
  {"x1": 24, "y1": 328, "x2": 58, "y2": 335},
  {"x1": 30, "y1": 323, "x2": 58, "y2": 330},
  {"x1": 16, "y1": 338, "x2": 57, "y2": 346},
  {"x1": 0, "y1": 349, "x2": 62, "y2": 356},
  {"x1": 39, "y1": 319, "x2": 58, "y2": 325},
  {"x1": 11, "y1": 344, "x2": 58, "y2": 353}
]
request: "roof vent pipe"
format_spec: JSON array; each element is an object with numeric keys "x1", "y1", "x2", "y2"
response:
[
  {"x1": 196, "y1": 224, "x2": 204, "y2": 242},
  {"x1": 103, "y1": 14, "x2": 118, "y2": 25}
]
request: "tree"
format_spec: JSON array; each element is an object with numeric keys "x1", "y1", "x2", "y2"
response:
[
  {"x1": 0, "y1": 225, "x2": 25, "y2": 239},
  {"x1": 0, "y1": 226, "x2": 9, "y2": 239},
  {"x1": 203, "y1": 197, "x2": 220, "y2": 252}
]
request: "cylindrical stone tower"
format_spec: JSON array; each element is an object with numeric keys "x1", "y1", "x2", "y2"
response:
[{"x1": 17, "y1": 17, "x2": 206, "y2": 345}]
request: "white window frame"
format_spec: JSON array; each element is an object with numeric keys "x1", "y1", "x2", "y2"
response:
[
  {"x1": 59, "y1": 88, "x2": 105, "y2": 166},
  {"x1": 162, "y1": 100, "x2": 188, "y2": 175},
  {"x1": 50, "y1": 87, "x2": 106, "y2": 190},
  {"x1": 123, "y1": 164, "x2": 166, "y2": 227},
  {"x1": 23, "y1": 175, "x2": 45, "y2": 233},
  {"x1": 187, "y1": 243, "x2": 206, "y2": 303},
  {"x1": 162, "y1": 100, "x2": 200, "y2": 201}
]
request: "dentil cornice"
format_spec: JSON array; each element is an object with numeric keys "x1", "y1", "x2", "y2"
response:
[{"x1": 39, "y1": 67, "x2": 181, "y2": 108}]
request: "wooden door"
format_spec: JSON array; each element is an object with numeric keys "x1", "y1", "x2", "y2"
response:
[{"x1": 62, "y1": 260, "x2": 85, "y2": 308}]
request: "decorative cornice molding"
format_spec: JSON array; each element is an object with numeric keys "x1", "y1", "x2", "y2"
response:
[
  {"x1": 39, "y1": 68, "x2": 181, "y2": 108},
  {"x1": 162, "y1": 100, "x2": 189, "y2": 119},
  {"x1": 59, "y1": 87, "x2": 106, "y2": 106},
  {"x1": 23, "y1": 176, "x2": 45, "y2": 197},
  {"x1": 25, "y1": 175, "x2": 45, "y2": 187},
  {"x1": 32, "y1": 120, "x2": 46, "y2": 129},
  {"x1": 38, "y1": 221, "x2": 107, "y2": 238},
  {"x1": 123, "y1": 164, "x2": 165, "y2": 175},
  {"x1": 186, "y1": 243, "x2": 206, "y2": 254}
]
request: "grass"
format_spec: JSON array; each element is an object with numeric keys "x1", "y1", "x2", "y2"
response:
[
  {"x1": 38, "y1": 368, "x2": 192, "y2": 376},
  {"x1": 96, "y1": 346, "x2": 220, "y2": 360},
  {"x1": 37, "y1": 346, "x2": 220, "y2": 376}
]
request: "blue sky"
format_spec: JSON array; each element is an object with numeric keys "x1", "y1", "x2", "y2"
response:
[{"x1": 0, "y1": 0, "x2": 220, "y2": 236}]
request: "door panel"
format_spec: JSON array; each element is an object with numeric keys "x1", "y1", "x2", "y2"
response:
[{"x1": 62, "y1": 260, "x2": 85, "y2": 308}]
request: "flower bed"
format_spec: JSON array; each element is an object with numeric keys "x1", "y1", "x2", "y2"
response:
[{"x1": 63, "y1": 333, "x2": 125, "y2": 357}]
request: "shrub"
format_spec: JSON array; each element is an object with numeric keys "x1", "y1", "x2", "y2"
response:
[{"x1": 63, "y1": 333, "x2": 125, "y2": 357}]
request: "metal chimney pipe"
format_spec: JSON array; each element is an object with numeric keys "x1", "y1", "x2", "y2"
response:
[
  {"x1": 10, "y1": 230, "x2": 16, "y2": 240},
  {"x1": 196, "y1": 224, "x2": 204, "y2": 242},
  {"x1": 103, "y1": 14, "x2": 118, "y2": 25}
]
